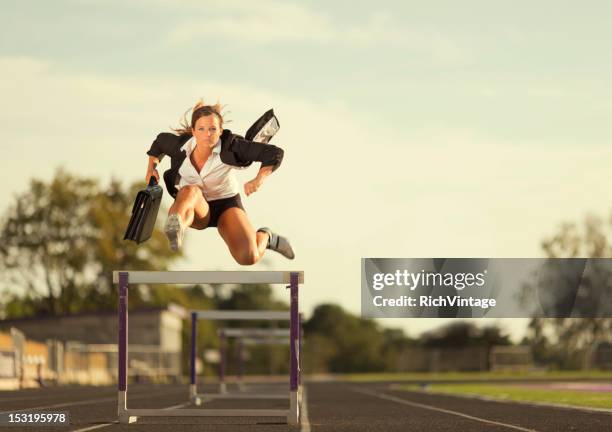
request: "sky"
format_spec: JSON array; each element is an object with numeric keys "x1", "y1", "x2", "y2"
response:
[{"x1": 1, "y1": 0, "x2": 612, "y2": 341}]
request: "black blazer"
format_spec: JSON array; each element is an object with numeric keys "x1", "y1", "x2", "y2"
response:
[{"x1": 147, "y1": 129, "x2": 284, "y2": 198}]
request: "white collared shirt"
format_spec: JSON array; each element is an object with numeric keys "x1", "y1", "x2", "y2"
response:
[{"x1": 177, "y1": 137, "x2": 240, "y2": 201}]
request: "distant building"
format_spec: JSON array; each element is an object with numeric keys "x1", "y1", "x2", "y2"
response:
[
  {"x1": 0, "y1": 304, "x2": 185, "y2": 386},
  {"x1": 0, "y1": 328, "x2": 49, "y2": 390},
  {"x1": 0, "y1": 304, "x2": 185, "y2": 349}
]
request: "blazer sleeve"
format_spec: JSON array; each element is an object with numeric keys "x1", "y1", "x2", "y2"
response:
[
  {"x1": 230, "y1": 136, "x2": 284, "y2": 172},
  {"x1": 146, "y1": 132, "x2": 179, "y2": 160}
]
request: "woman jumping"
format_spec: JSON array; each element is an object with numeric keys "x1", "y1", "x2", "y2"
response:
[{"x1": 145, "y1": 100, "x2": 295, "y2": 264}]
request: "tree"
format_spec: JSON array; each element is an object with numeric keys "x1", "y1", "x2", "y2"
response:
[
  {"x1": 526, "y1": 213, "x2": 612, "y2": 368},
  {"x1": 421, "y1": 322, "x2": 510, "y2": 348},
  {"x1": 303, "y1": 304, "x2": 409, "y2": 372},
  {"x1": 217, "y1": 284, "x2": 288, "y2": 314},
  {"x1": 0, "y1": 169, "x2": 178, "y2": 317}
]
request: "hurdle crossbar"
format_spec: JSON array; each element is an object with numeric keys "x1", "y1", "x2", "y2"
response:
[
  {"x1": 115, "y1": 271, "x2": 303, "y2": 426},
  {"x1": 219, "y1": 328, "x2": 290, "y2": 337},
  {"x1": 197, "y1": 310, "x2": 289, "y2": 320},
  {"x1": 241, "y1": 337, "x2": 290, "y2": 346},
  {"x1": 113, "y1": 271, "x2": 304, "y2": 284},
  {"x1": 124, "y1": 408, "x2": 288, "y2": 417}
]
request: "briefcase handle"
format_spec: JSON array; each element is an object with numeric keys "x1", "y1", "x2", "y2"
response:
[{"x1": 148, "y1": 163, "x2": 158, "y2": 186}]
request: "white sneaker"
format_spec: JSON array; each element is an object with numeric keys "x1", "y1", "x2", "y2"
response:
[{"x1": 164, "y1": 214, "x2": 185, "y2": 251}]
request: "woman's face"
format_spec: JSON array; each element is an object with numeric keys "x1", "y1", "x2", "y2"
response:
[{"x1": 193, "y1": 115, "x2": 222, "y2": 148}]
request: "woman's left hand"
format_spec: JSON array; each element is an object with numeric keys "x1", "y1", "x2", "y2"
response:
[{"x1": 244, "y1": 176, "x2": 264, "y2": 196}]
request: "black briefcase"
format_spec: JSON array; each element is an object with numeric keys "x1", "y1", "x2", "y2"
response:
[{"x1": 124, "y1": 176, "x2": 164, "y2": 244}]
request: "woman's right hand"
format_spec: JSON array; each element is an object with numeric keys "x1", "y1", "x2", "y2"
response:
[{"x1": 146, "y1": 167, "x2": 159, "y2": 184}]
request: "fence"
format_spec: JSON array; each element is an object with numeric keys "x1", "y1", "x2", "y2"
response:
[
  {"x1": 61, "y1": 342, "x2": 181, "y2": 385},
  {"x1": 0, "y1": 328, "x2": 180, "y2": 389}
]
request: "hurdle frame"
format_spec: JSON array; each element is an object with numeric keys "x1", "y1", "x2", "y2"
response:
[
  {"x1": 113, "y1": 271, "x2": 304, "y2": 425},
  {"x1": 191, "y1": 316, "x2": 292, "y2": 399},
  {"x1": 198, "y1": 327, "x2": 292, "y2": 400}
]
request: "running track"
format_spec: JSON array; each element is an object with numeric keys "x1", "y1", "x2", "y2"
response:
[{"x1": 0, "y1": 382, "x2": 610, "y2": 431}]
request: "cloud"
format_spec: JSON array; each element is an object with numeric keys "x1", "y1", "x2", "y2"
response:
[
  {"x1": 161, "y1": 0, "x2": 468, "y2": 63},
  {"x1": 166, "y1": 2, "x2": 334, "y2": 45}
]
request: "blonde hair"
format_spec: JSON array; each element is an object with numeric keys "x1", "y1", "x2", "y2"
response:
[{"x1": 172, "y1": 99, "x2": 227, "y2": 136}]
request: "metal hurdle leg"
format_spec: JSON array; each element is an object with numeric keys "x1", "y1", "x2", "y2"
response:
[
  {"x1": 288, "y1": 271, "x2": 300, "y2": 425},
  {"x1": 299, "y1": 312, "x2": 304, "y2": 405},
  {"x1": 219, "y1": 330, "x2": 227, "y2": 394},
  {"x1": 237, "y1": 339, "x2": 245, "y2": 391},
  {"x1": 190, "y1": 312, "x2": 201, "y2": 405},
  {"x1": 117, "y1": 272, "x2": 137, "y2": 424}
]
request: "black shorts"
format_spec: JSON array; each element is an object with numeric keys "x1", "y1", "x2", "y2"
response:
[{"x1": 207, "y1": 194, "x2": 244, "y2": 228}]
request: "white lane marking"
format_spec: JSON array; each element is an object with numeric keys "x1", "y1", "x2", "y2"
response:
[
  {"x1": 0, "y1": 390, "x2": 120, "y2": 403},
  {"x1": 0, "y1": 396, "x2": 117, "y2": 413},
  {"x1": 71, "y1": 423, "x2": 117, "y2": 432},
  {"x1": 162, "y1": 402, "x2": 189, "y2": 410},
  {"x1": 70, "y1": 401, "x2": 189, "y2": 432},
  {"x1": 409, "y1": 387, "x2": 612, "y2": 415},
  {"x1": 352, "y1": 388, "x2": 539, "y2": 432},
  {"x1": 0, "y1": 386, "x2": 161, "y2": 401},
  {"x1": 0, "y1": 388, "x2": 186, "y2": 414},
  {"x1": 300, "y1": 387, "x2": 311, "y2": 432},
  {"x1": 0, "y1": 396, "x2": 56, "y2": 403}
]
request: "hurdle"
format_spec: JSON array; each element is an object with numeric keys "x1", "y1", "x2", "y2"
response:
[
  {"x1": 113, "y1": 271, "x2": 304, "y2": 425},
  {"x1": 205, "y1": 328, "x2": 291, "y2": 399},
  {"x1": 191, "y1": 316, "x2": 292, "y2": 398},
  {"x1": 236, "y1": 335, "x2": 292, "y2": 394}
]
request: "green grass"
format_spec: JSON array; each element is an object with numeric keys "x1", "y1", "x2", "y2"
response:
[
  {"x1": 394, "y1": 383, "x2": 612, "y2": 410},
  {"x1": 340, "y1": 370, "x2": 612, "y2": 383}
]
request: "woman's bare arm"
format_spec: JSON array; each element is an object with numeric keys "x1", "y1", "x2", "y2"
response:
[
  {"x1": 146, "y1": 155, "x2": 160, "y2": 183},
  {"x1": 244, "y1": 165, "x2": 273, "y2": 196}
]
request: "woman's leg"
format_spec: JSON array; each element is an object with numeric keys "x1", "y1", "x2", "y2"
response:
[
  {"x1": 216, "y1": 208, "x2": 269, "y2": 265},
  {"x1": 168, "y1": 185, "x2": 210, "y2": 229},
  {"x1": 165, "y1": 185, "x2": 210, "y2": 250}
]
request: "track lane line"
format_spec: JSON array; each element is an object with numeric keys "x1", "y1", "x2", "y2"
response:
[
  {"x1": 0, "y1": 386, "x2": 177, "y2": 405},
  {"x1": 399, "y1": 386, "x2": 612, "y2": 415},
  {"x1": 351, "y1": 387, "x2": 539, "y2": 432},
  {"x1": 300, "y1": 387, "x2": 311, "y2": 432},
  {"x1": 71, "y1": 423, "x2": 116, "y2": 432},
  {"x1": 0, "y1": 388, "x2": 186, "y2": 414},
  {"x1": 70, "y1": 401, "x2": 190, "y2": 432}
]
